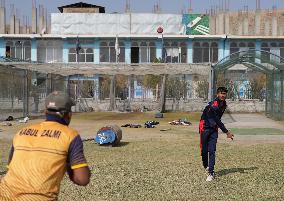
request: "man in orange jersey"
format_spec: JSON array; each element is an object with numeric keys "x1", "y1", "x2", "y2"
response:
[{"x1": 0, "y1": 91, "x2": 90, "y2": 200}]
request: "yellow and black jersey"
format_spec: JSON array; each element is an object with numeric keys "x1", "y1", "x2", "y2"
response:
[{"x1": 0, "y1": 115, "x2": 88, "y2": 201}]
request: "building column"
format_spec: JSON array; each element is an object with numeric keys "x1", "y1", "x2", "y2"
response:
[
  {"x1": 218, "y1": 40, "x2": 224, "y2": 61},
  {"x1": 187, "y1": 39, "x2": 193, "y2": 63},
  {"x1": 31, "y1": 38, "x2": 37, "y2": 61},
  {"x1": 0, "y1": 37, "x2": 5, "y2": 57},
  {"x1": 125, "y1": 39, "x2": 131, "y2": 64},
  {"x1": 63, "y1": 38, "x2": 68, "y2": 63},
  {"x1": 224, "y1": 39, "x2": 230, "y2": 58},
  {"x1": 218, "y1": 38, "x2": 230, "y2": 61},
  {"x1": 94, "y1": 39, "x2": 100, "y2": 64}
]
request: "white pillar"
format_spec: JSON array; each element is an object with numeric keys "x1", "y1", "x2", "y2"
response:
[{"x1": 0, "y1": 7, "x2": 5, "y2": 34}]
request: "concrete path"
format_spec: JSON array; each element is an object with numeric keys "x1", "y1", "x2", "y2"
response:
[{"x1": 223, "y1": 113, "x2": 284, "y2": 131}]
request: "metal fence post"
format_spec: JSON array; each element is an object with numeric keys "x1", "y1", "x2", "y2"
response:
[
  {"x1": 281, "y1": 70, "x2": 284, "y2": 120},
  {"x1": 265, "y1": 74, "x2": 269, "y2": 116},
  {"x1": 23, "y1": 70, "x2": 29, "y2": 117},
  {"x1": 208, "y1": 64, "x2": 214, "y2": 100},
  {"x1": 271, "y1": 72, "x2": 275, "y2": 118}
]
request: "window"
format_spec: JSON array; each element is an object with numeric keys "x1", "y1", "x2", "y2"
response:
[
  {"x1": 193, "y1": 42, "x2": 216, "y2": 63},
  {"x1": 202, "y1": 43, "x2": 209, "y2": 62},
  {"x1": 270, "y1": 42, "x2": 278, "y2": 47},
  {"x1": 100, "y1": 42, "x2": 109, "y2": 62},
  {"x1": 130, "y1": 41, "x2": 157, "y2": 63},
  {"x1": 37, "y1": 40, "x2": 63, "y2": 63},
  {"x1": 109, "y1": 42, "x2": 116, "y2": 63},
  {"x1": 68, "y1": 48, "x2": 76, "y2": 62},
  {"x1": 68, "y1": 48, "x2": 94, "y2": 63},
  {"x1": 210, "y1": 42, "x2": 218, "y2": 63},
  {"x1": 248, "y1": 42, "x2": 256, "y2": 62},
  {"x1": 5, "y1": 41, "x2": 12, "y2": 58},
  {"x1": 248, "y1": 42, "x2": 255, "y2": 49},
  {"x1": 140, "y1": 42, "x2": 148, "y2": 63},
  {"x1": 164, "y1": 41, "x2": 187, "y2": 63},
  {"x1": 100, "y1": 41, "x2": 125, "y2": 63},
  {"x1": 279, "y1": 43, "x2": 284, "y2": 63},
  {"x1": 149, "y1": 42, "x2": 156, "y2": 62},
  {"x1": 119, "y1": 42, "x2": 125, "y2": 63},
  {"x1": 229, "y1": 42, "x2": 257, "y2": 61},
  {"x1": 239, "y1": 42, "x2": 246, "y2": 48},
  {"x1": 193, "y1": 42, "x2": 202, "y2": 63},
  {"x1": 230, "y1": 42, "x2": 239, "y2": 59},
  {"x1": 261, "y1": 43, "x2": 270, "y2": 63},
  {"x1": 6, "y1": 40, "x2": 31, "y2": 60},
  {"x1": 165, "y1": 42, "x2": 178, "y2": 63},
  {"x1": 23, "y1": 41, "x2": 31, "y2": 60},
  {"x1": 280, "y1": 48, "x2": 284, "y2": 63},
  {"x1": 86, "y1": 48, "x2": 94, "y2": 62}
]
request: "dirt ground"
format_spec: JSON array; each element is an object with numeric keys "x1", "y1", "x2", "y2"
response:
[
  {"x1": 220, "y1": 113, "x2": 284, "y2": 145},
  {"x1": 0, "y1": 112, "x2": 283, "y2": 145}
]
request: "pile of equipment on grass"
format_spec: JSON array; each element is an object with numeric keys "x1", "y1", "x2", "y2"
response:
[
  {"x1": 5, "y1": 116, "x2": 14, "y2": 121},
  {"x1": 95, "y1": 125, "x2": 122, "y2": 146},
  {"x1": 168, "y1": 119, "x2": 191, "y2": 126},
  {"x1": 121, "y1": 124, "x2": 142, "y2": 128},
  {"x1": 19, "y1": 117, "x2": 29, "y2": 123},
  {"x1": 144, "y1": 121, "x2": 159, "y2": 128}
]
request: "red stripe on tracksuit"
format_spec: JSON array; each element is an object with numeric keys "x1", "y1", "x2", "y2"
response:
[{"x1": 199, "y1": 120, "x2": 205, "y2": 153}]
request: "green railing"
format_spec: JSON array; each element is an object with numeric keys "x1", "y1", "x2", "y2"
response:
[{"x1": 213, "y1": 50, "x2": 284, "y2": 120}]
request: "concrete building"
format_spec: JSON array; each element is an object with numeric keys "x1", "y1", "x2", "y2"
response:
[{"x1": 1, "y1": 2, "x2": 284, "y2": 101}]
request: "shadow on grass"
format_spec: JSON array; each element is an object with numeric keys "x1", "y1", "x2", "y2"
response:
[
  {"x1": 216, "y1": 167, "x2": 258, "y2": 177},
  {"x1": 97, "y1": 141, "x2": 130, "y2": 148},
  {"x1": 115, "y1": 141, "x2": 130, "y2": 147}
]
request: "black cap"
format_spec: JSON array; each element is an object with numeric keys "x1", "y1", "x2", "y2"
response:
[
  {"x1": 217, "y1": 87, "x2": 228, "y2": 93},
  {"x1": 45, "y1": 91, "x2": 75, "y2": 113}
]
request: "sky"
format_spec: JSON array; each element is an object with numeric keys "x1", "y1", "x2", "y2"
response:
[{"x1": 5, "y1": 0, "x2": 284, "y2": 21}]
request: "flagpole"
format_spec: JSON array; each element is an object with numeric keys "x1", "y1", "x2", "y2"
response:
[{"x1": 76, "y1": 35, "x2": 81, "y2": 111}]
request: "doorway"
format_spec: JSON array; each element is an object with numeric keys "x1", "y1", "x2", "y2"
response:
[{"x1": 131, "y1": 47, "x2": 139, "y2": 63}]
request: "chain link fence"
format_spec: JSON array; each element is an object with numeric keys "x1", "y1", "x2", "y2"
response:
[
  {"x1": 0, "y1": 66, "x2": 66, "y2": 121},
  {"x1": 0, "y1": 62, "x2": 276, "y2": 118}
]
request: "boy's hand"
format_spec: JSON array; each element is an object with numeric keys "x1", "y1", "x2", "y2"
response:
[{"x1": 226, "y1": 131, "x2": 234, "y2": 140}]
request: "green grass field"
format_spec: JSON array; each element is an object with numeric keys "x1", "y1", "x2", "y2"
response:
[
  {"x1": 232, "y1": 128, "x2": 284, "y2": 135},
  {"x1": 59, "y1": 131, "x2": 283, "y2": 201},
  {"x1": 1, "y1": 112, "x2": 284, "y2": 201}
]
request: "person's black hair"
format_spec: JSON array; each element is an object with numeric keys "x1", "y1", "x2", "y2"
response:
[{"x1": 217, "y1": 87, "x2": 228, "y2": 93}]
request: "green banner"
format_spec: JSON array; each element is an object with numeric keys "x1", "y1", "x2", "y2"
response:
[{"x1": 182, "y1": 14, "x2": 209, "y2": 35}]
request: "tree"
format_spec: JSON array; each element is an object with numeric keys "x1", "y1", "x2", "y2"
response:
[
  {"x1": 248, "y1": 74, "x2": 266, "y2": 99},
  {"x1": 196, "y1": 80, "x2": 209, "y2": 100},
  {"x1": 166, "y1": 76, "x2": 188, "y2": 100}
]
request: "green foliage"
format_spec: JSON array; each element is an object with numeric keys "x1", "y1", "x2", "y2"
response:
[
  {"x1": 142, "y1": 75, "x2": 161, "y2": 89},
  {"x1": 98, "y1": 75, "x2": 129, "y2": 99},
  {"x1": 196, "y1": 80, "x2": 209, "y2": 100},
  {"x1": 153, "y1": 57, "x2": 163, "y2": 63},
  {"x1": 166, "y1": 76, "x2": 188, "y2": 99},
  {"x1": 248, "y1": 74, "x2": 266, "y2": 99}
]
